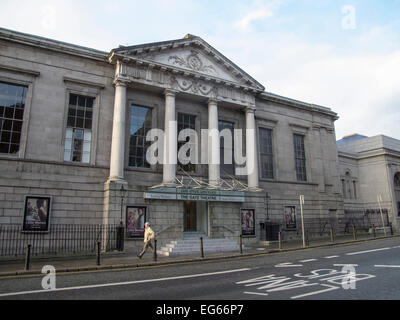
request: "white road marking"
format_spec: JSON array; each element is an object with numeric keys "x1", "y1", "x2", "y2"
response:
[
  {"x1": 375, "y1": 265, "x2": 400, "y2": 268},
  {"x1": 275, "y1": 262, "x2": 303, "y2": 268},
  {"x1": 392, "y1": 246, "x2": 400, "y2": 249},
  {"x1": 291, "y1": 284, "x2": 340, "y2": 299},
  {"x1": 0, "y1": 268, "x2": 251, "y2": 298},
  {"x1": 299, "y1": 259, "x2": 317, "y2": 263},
  {"x1": 244, "y1": 291, "x2": 269, "y2": 296},
  {"x1": 324, "y1": 255, "x2": 339, "y2": 259},
  {"x1": 346, "y1": 247, "x2": 391, "y2": 256}
]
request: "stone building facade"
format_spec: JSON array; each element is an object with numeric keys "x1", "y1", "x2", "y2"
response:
[
  {"x1": 0, "y1": 27, "x2": 344, "y2": 252},
  {"x1": 337, "y1": 134, "x2": 400, "y2": 232}
]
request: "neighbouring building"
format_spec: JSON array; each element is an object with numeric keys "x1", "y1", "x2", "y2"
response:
[
  {"x1": 0, "y1": 27, "x2": 345, "y2": 254},
  {"x1": 337, "y1": 134, "x2": 400, "y2": 232}
]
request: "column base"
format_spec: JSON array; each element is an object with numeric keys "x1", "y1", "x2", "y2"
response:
[{"x1": 103, "y1": 179, "x2": 128, "y2": 226}]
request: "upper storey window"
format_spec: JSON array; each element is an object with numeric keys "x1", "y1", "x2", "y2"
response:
[
  {"x1": 293, "y1": 134, "x2": 307, "y2": 182},
  {"x1": 219, "y1": 120, "x2": 235, "y2": 176},
  {"x1": 64, "y1": 94, "x2": 94, "y2": 163},
  {"x1": 177, "y1": 112, "x2": 196, "y2": 173},
  {"x1": 259, "y1": 127, "x2": 274, "y2": 179},
  {"x1": 129, "y1": 105, "x2": 152, "y2": 168},
  {"x1": 0, "y1": 81, "x2": 27, "y2": 155}
]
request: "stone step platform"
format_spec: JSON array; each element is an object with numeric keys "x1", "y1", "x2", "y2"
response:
[{"x1": 158, "y1": 233, "x2": 243, "y2": 256}]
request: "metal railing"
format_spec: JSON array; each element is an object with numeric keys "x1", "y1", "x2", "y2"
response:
[{"x1": 0, "y1": 224, "x2": 119, "y2": 257}]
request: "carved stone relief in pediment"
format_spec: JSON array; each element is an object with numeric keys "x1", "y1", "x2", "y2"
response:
[{"x1": 129, "y1": 47, "x2": 245, "y2": 85}]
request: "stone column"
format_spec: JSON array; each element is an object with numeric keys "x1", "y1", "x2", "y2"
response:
[
  {"x1": 208, "y1": 99, "x2": 220, "y2": 186},
  {"x1": 163, "y1": 89, "x2": 177, "y2": 185},
  {"x1": 245, "y1": 106, "x2": 259, "y2": 189},
  {"x1": 109, "y1": 80, "x2": 127, "y2": 181}
]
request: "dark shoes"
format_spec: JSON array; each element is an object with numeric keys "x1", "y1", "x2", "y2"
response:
[{"x1": 137, "y1": 254, "x2": 142, "y2": 259}]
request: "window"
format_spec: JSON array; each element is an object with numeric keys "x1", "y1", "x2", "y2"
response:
[
  {"x1": 345, "y1": 172, "x2": 352, "y2": 199},
  {"x1": 353, "y1": 180, "x2": 357, "y2": 199},
  {"x1": 259, "y1": 128, "x2": 274, "y2": 179},
  {"x1": 0, "y1": 81, "x2": 28, "y2": 155},
  {"x1": 64, "y1": 94, "x2": 94, "y2": 163},
  {"x1": 129, "y1": 105, "x2": 152, "y2": 168},
  {"x1": 341, "y1": 179, "x2": 346, "y2": 198},
  {"x1": 219, "y1": 120, "x2": 234, "y2": 176},
  {"x1": 293, "y1": 134, "x2": 307, "y2": 181},
  {"x1": 398, "y1": 202, "x2": 400, "y2": 218},
  {"x1": 395, "y1": 173, "x2": 400, "y2": 188},
  {"x1": 177, "y1": 113, "x2": 196, "y2": 172}
]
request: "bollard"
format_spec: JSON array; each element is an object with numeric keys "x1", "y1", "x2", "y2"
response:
[
  {"x1": 97, "y1": 241, "x2": 101, "y2": 266},
  {"x1": 305, "y1": 230, "x2": 310, "y2": 247},
  {"x1": 25, "y1": 244, "x2": 31, "y2": 271},
  {"x1": 352, "y1": 226, "x2": 357, "y2": 240},
  {"x1": 330, "y1": 228, "x2": 335, "y2": 243},
  {"x1": 239, "y1": 235, "x2": 243, "y2": 254},
  {"x1": 200, "y1": 237, "x2": 204, "y2": 258},
  {"x1": 153, "y1": 239, "x2": 157, "y2": 262},
  {"x1": 278, "y1": 232, "x2": 282, "y2": 250},
  {"x1": 390, "y1": 222, "x2": 393, "y2": 236},
  {"x1": 372, "y1": 224, "x2": 376, "y2": 239}
]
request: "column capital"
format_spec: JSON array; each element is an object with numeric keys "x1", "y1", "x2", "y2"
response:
[
  {"x1": 245, "y1": 105, "x2": 256, "y2": 114},
  {"x1": 208, "y1": 98, "x2": 219, "y2": 105},
  {"x1": 164, "y1": 88, "x2": 178, "y2": 97},
  {"x1": 113, "y1": 78, "x2": 129, "y2": 87}
]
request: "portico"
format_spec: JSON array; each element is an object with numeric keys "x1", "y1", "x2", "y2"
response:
[{"x1": 107, "y1": 34, "x2": 264, "y2": 190}]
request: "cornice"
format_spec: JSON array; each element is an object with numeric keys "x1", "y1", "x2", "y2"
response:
[
  {"x1": 0, "y1": 63, "x2": 40, "y2": 77},
  {"x1": 0, "y1": 27, "x2": 108, "y2": 62},
  {"x1": 63, "y1": 76, "x2": 105, "y2": 89},
  {"x1": 259, "y1": 91, "x2": 339, "y2": 120},
  {"x1": 338, "y1": 148, "x2": 400, "y2": 160}
]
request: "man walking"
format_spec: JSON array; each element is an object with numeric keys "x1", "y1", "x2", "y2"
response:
[{"x1": 137, "y1": 222, "x2": 155, "y2": 259}]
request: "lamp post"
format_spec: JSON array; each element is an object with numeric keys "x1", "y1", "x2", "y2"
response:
[
  {"x1": 300, "y1": 195, "x2": 306, "y2": 247},
  {"x1": 117, "y1": 184, "x2": 127, "y2": 251},
  {"x1": 265, "y1": 192, "x2": 270, "y2": 221},
  {"x1": 120, "y1": 184, "x2": 127, "y2": 225}
]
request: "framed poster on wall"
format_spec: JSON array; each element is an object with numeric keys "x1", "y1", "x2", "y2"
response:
[
  {"x1": 284, "y1": 206, "x2": 297, "y2": 230},
  {"x1": 126, "y1": 206, "x2": 146, "y2": 238},
  {"x1": 241, "y1": 208, "x2": 255, "y2": 236},
  {"x1": 22, "y1": 196, "x2": 51, "y2": 232}
]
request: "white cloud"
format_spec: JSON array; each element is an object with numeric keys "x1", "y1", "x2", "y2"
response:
[
  {"x1": 208, "y1": 30, "x2": 400, "y2": 140},
  {"x1": 235, "y1": 9, "x2": 273, "y2": 31},
  {"x1": 234, "y1": 0, "x2": 283, "y2": 31}
]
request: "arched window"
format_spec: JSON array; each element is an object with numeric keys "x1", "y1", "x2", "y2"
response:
[
  {"x1": 345, "y1": 171, "x2": 352, "y2": 199},
  {"x1": 395, "y1": 172, "x2": 400, "y2": 217},
  {"x1": 395, "y1": 172, "x2": 400, "y2": 189}
]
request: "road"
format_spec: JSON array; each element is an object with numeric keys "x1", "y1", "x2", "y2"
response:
[{"x1": 1, "y1": 237, "x2": 400, "y2": 302}]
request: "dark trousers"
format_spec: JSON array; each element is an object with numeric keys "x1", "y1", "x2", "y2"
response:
[{"x1": 138, "y1": 241, "x2": 154, "y2": 257}]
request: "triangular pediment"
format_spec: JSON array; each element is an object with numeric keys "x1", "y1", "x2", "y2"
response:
[{"x1": 110, "y1": 35, "x2": 265, "y2": 92}]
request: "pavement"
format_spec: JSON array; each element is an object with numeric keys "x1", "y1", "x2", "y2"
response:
[{"x1": 0, "y1": 231, "x2": 397, "y2": 278}]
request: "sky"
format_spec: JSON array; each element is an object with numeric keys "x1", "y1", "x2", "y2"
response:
[{"x1": 0, "y1": 0, "x2": 399, "y2": 140}]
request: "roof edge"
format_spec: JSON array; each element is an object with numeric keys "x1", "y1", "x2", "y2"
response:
[{"x1": 0, "y1": 27, "x2": 108, "y2": 61}]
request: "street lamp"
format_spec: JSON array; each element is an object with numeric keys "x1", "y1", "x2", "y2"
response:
[
  {"x1": 117, "y1": 184, "x2": 127, "y2": 252},
  {"x1": 265, "y1": 192, "x2": 270, "y2": 221}
]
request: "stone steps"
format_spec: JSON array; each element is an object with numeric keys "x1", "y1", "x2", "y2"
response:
[{"x1": 158, "y1": 234, "x2": 242, "y2": 256}]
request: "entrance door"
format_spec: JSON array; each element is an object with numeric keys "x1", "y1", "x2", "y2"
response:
[{"x1": 184, "y1": 201, "x2": 197, "y2": 232}]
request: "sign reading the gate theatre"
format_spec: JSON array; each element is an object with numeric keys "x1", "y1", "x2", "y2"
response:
[{"x1": 144, "y1": 187, "x2": 245, "y2": 202}]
